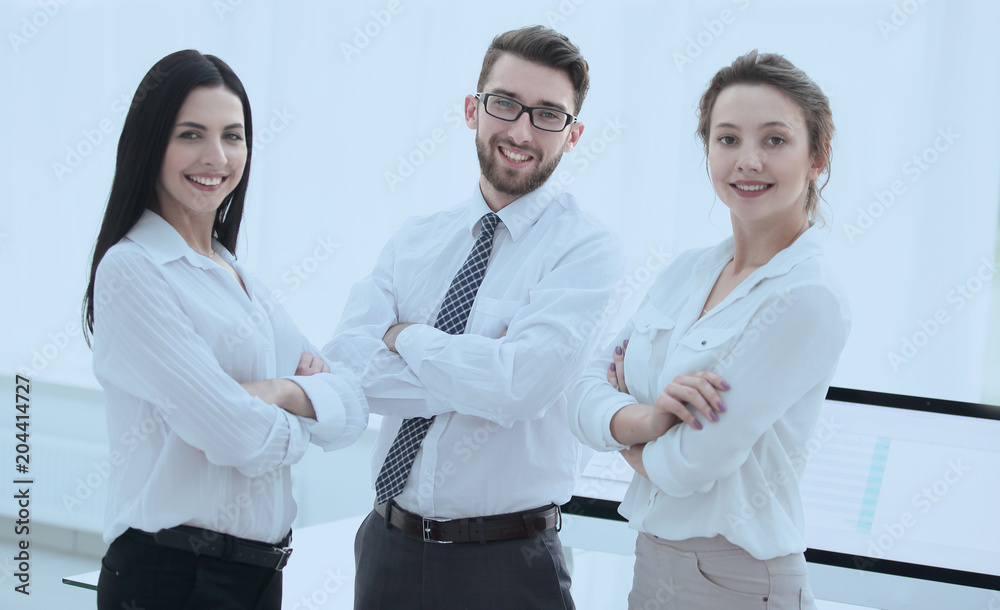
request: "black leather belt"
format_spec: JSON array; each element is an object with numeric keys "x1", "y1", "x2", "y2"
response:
[
  {"x1": 374, "y1": 501, "x2": 561, "y2": 544},
  {"x1": 127, "y1": 525, "x2": 293, "y2": 571}
]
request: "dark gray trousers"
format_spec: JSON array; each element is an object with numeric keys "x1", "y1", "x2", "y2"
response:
[{"x1": 353, "y1": 510, "x2": 575, "y2": 609}]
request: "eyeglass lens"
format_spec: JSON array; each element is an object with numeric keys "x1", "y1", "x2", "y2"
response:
[{"x1": 483, "y1": 94, "x2": 569, "y2": 132}]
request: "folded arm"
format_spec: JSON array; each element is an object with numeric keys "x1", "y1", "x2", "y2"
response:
[
  {"x1": 391, "y1": 235, "x2": 626, "y2": 426},
  {"x1": 93, "y1": 252, "x2": 313, "y2": 477},
  {"x1": 641, "y1": 284, "x2": 851, "y2": 497}
]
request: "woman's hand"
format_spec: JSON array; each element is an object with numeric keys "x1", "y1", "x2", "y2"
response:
[
  {"x1": 620, "y1": 444, "x2": 648, "y2": 478},
  {"x1": 654, "y1": 371, "x2": 730, "y2": 431},
  {"x1": 295, "y1": 351, "x2": 330, "y2": 376},
  {"x1": 607, "y1": 339, "x2": 629, "y2": 393},
  {"x1": 609, "y1": 370, "x2": 731, "y2": 446}
]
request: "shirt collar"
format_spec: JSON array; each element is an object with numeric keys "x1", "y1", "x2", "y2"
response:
[
  {"x1": 126, "y1": 209, "x2": 231, "y2": 269},
  {"x1": 694, "y1": 224, "x2": 825, "y2": 282},
  {"x1": 468, "y1": 180, "x2": 560, "y2": 242}
]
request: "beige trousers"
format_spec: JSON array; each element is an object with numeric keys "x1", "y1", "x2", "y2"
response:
[{"x1": 628, "y1": 532, "x2": 817, "y2": 610}]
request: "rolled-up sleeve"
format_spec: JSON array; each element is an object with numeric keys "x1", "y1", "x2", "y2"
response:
[
  {"x1": 288, "y1": 359, "x2": 369, "y2": 451},
  {"x1": 567, "y1": 321, "x2": 638, "y2": 452}
]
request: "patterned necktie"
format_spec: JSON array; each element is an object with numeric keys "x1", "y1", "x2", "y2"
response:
[{"x1": 374, "y1": 212, "x2": 502, "y2": 504}]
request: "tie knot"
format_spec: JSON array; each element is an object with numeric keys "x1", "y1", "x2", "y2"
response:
[{"x1": 480, "y1": 212, "x2": 501, "y2": 238}]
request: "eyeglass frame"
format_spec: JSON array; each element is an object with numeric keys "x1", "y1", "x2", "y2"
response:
[{"x1": 473, "y1": 92, "x2": 578, "y2": 133}]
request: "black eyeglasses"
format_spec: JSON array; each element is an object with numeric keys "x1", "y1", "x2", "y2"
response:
[{"x1": 474, "y1": 92, "x2": 577, "y2": 133}]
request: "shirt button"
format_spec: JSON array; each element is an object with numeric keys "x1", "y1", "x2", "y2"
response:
[
  {"x1": 424, "y1": 469, "x2": 432, "y2": 476},
  {"x1": 701, "y1": 340, "x2": 706, "y2": 345},
  {"x1": 264, "y1": 342, "x2": 272, "y2": 350}
]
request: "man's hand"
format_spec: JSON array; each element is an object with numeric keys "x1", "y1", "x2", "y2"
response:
[{"x1": 383, "y1": 323, "x2": 415, "y2": 353}]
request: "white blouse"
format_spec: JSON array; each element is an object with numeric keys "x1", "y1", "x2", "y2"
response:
[
  {"x1": 569, "y1": 226, "x2": 851, "y2": 559},
  {"x1": 92, "y1": 210, "x2": 368, "y2": 544}
]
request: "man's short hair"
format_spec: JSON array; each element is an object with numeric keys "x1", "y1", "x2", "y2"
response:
[{"x1": 477, "y1": 25, "x2": 590, "y2": 115}]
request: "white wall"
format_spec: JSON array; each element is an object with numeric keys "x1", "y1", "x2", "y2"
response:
[
  {"x1": 2, "y1": 1, "x2": 999, "y2": 606},
  {"x1": 3, "y1": 0, "x2": 999, "y2": 404}
]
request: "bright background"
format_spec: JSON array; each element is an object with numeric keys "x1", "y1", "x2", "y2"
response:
[
  {"x1": 3, "y1": 0, "x2": 999, "y2": 405},
  {"x1": 2, "y1": 1, "x2": 999, "y2": 608}
]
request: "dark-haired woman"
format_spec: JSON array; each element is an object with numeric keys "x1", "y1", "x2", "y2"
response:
[
  {"x1": 84, "y1": 50, "x2": 367, "y2": 609},
  {"x1": 570, "y1": 50, "x2": 851, "y2": 609}
]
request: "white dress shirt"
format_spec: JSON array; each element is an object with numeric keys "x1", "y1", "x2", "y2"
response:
[
  {"x1": 92, "y1": 210, "x2": 368, "y2": 544},
  {"x1": 324, "y1": 182, "x2": 626, "y2": 519},
  {"x1": 569, "y1": 226, "x2": 851, "y2": 560}
]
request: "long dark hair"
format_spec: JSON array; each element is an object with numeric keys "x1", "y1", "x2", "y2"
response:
[{"x1": 83, "y1": 50, "x2": 254, "y2": 344}]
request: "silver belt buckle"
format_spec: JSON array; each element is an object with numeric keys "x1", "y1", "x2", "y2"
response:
[
  {"x1": 274, "y1": 547, "x2": 293, "y2": 571},
  {"x1": 422, "y1": 517, "x2": 452, "y2": 544}
]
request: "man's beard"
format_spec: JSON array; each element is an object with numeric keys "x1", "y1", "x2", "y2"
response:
[{"x1": 475, "y1": 132, "x2": 563, "y2": 199}]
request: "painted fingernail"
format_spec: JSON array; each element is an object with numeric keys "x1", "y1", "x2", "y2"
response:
[
  {"x1": 623, "y1": 339, "x2": 629, "y2": 348},
  {"x1": 610, "y1": 362, "x2": 616, "y2": 371},
  {"x1": 694, "y1": 420, "x2": 703, "y2": 430},
  {"x1": 717, "y1": 401, "x2": 727, "y2": 412},
  {"x1": 709, "y1": 411, "x2": 718, "y2": 422},
  {"x1": 721, "y1": 380, "x2": 731, "y2": 390},
  {"x1": 615, "y1": 345, "x2": 622, "y2": 356}
]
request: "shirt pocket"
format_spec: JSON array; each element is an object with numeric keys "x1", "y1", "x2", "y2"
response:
[
  {"x1": 473, "y1": 296, "x2": 527, "y2": 338},
  {"x1": 626, "y1": 304, "x2": 677, "y2": 402},
  {"x1": 676, "y1": 327, "x2": 743, "y2": 374},
  {"x1": 678, "y1": 328, "x2": 741, "y2": 352},
  {"x1": 631, "y1": 302, "x2": 677, "y2": 335}
]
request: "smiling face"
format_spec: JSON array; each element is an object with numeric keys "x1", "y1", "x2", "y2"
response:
[
  {"x1": 707, "y1": 83, "x2": 825, "y2": 229},
  {"x1": 465, "y1": 53, "x2": 584, "y2": 210},
  {"x1": 155, "y1": 85, "x2": 247, "y2": 222}
]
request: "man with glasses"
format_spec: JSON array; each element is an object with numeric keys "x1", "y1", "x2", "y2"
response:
[{"x1": 325, "y1": 25, "x2": 624, "y2": 609}]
